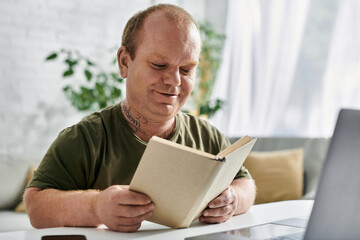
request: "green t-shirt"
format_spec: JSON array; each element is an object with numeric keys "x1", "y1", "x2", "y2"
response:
[{"x1": 29, "y1": 103, "x2": 251, "y2": 190}]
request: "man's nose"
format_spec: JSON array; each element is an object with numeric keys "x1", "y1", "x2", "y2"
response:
[{"x1": 163, "y1": 69, "x2": 181, "y2": 86}]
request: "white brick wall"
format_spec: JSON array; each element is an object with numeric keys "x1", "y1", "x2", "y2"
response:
[{"x1": 0, "y1": 0, "x2": 226, "y2": 161}]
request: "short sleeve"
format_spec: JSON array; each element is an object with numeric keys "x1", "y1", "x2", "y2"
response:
[
  {"x1": 28, "y1": 123, "x2": 103, "y2": 190},
  {"x1": 234, "y1": 165, "x2": 252, "y2": 179}
]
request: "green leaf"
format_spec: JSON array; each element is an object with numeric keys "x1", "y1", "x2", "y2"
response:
[
  {"x1": 79, "y1": 86, "x2": 94, "y2": 99},
  {"x1": 95, "y1": 82, "x2": 105, "y2": 96},
  {"x1": 65, "y1": 59, "x2": 78, "y2": 68},
  {"x1": 45, "y1": 53, "x2": 58, "y2": 61},
  {"x1": 98, "y1": 100, "x2": 108, "y2": 109},
  {"x1": 97, "y1": 73, "x2": 108, "y2": 82},
  {"x1": 111, "y1": 73, "x2": 123, "y2": 83},
  {"x1": 87, "y1": 60, "x2": 94, "y2": 66},
  {"x1": 62, "y1": 85, "x2": 71, "y2": 92},
  {"x1": 111, "y1": 87, "x2": 121, "y2": 98},
  {"x1": 84, "y1": 69, "x2": 92, "y2": 81},
  {"x1": 72, "y1": 90, "x2": 91, "y2": 111},
  {"x1": 63, "y1": 68, "x2": 74, "y2": 77}
]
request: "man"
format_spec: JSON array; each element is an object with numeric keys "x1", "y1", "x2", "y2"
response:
[{"x1": 24, "y1": 4, "x2": 256, "y2": 233}]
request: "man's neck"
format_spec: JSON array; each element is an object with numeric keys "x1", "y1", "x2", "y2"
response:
[{"x1": 120, "y1": 101, "x2": 176, "y2": 142}]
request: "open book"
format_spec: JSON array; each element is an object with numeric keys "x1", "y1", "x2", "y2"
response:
[{"x1": 129, "y1": 135, "x2": 256, "y2": 228}]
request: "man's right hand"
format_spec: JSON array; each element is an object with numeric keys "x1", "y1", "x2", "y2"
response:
[{"x1": 95, "y1": 185, "x2": 154, "y2": 232}]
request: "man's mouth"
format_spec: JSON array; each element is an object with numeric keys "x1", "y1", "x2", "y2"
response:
[
  {"x1": 152, "y1": 90, "x2": 179, "y2": 104},
  {"x1": 156, "y1": 91, "x2": 178, "y2": 97},
  {"x1": 161, "y1": 93, "x2": 177, "y2": 97}
]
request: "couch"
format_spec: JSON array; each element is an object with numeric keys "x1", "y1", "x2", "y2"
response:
[
  {"x1": 0, "y1": 154, "x2": 41, "y2": 232},
  {"x1": 0, "y1": 137, "x2": 330, "y2": 232},
  {"x1": 229, "y1": 137, "x2": 330, "y2": 202}
]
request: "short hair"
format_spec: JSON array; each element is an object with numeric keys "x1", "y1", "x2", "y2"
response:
[{"x1": 121, "y1": 4, "x2": 199, "y2": 60}]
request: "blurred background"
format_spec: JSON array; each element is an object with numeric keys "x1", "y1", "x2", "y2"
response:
[{"x1": 0, "y1": 0, "x2": 359, "y2": 157}]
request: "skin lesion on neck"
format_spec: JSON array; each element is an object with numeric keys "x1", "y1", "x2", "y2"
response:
[{"x1": 120, "y1": 101, "x2": 176, "y2": 142}]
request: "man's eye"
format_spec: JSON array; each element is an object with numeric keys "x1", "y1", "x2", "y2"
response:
[
  {"x1": 151, "y1": 63, "x2": 166, "y2": 69},
  {"x1": 180, "y1": 68, "x2": 191, "y2": 75}
]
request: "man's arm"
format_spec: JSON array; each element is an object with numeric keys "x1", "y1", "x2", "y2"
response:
[
  {"x1": 24, "y1": 185, "x2": 154, "y2": 232},
  {"x1": 199, "y1": 178, "x2": 256, "y2": 224}
]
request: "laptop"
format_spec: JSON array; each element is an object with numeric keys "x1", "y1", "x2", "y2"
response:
[{"x1": 187, "y1": 108, "x2": 360, "y2": 240}]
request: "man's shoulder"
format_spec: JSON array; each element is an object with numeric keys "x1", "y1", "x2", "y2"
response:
[
  {"x1": 176, "y1": 111, "x2": 229, "y2": 154},
  {"x1": 79, "y1": 104, "x2": 121, "y2": 127},
  {"x1": 178, "y1": 111, "x2": 218, "y2": 131},
  {"x1": 58, "y1": 104, "x2": 121, "y2": 140},
  {"x1": 176, "y1": 111, "x2": 225, "y2": 140}
]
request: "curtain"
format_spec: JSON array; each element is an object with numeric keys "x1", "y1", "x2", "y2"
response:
[
  {"x1": 210, "y1": 0, "x2": 309, "y2": 137},
  {"x1": 314, "y1": 0, "x2": 360, "y2": 136}
]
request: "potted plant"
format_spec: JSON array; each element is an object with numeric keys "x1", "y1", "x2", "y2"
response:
[
  {"x1": 190, "y1": 21, "x2": 225, "y2": 118},
  {"x1": 45, "y1": 48, "x2": 123, "y2": 111}
]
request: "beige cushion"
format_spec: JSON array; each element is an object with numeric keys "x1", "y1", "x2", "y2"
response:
[
  {"x1": 14, "y1": 166, "x2": 37, "y2": 212},
  {"x1": 244, "y1": 148, "x2": 304, "y2": 204}
]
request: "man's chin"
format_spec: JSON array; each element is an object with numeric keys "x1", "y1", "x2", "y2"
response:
[{"x1": 150, "y1": 102, "x2": 179, "y2": 118}]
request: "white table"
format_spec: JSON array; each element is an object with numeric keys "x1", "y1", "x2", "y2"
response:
[{"x1": 0, "y1": 200, "x2": 313, "y2": 240}]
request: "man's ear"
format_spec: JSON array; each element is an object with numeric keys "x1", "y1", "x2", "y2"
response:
[{"x1": 117, "y1": 46, "x2": 130, "y2": 78}]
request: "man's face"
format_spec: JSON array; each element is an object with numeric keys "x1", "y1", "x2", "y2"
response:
[{"x1": 120, "y1": 12, "x2": 201, "y2": 122}]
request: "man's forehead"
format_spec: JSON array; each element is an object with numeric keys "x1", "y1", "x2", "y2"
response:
[
  {"x1": 134, "y1": 10, "x2": 201, "y2": 63},
  {"x1": 147, "y1": 52, "x2": 199, "y2": 66}
]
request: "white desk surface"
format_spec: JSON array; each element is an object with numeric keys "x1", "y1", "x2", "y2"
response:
[{"x1": 0, "y1": 200, "x2": 313, "y2": 240}]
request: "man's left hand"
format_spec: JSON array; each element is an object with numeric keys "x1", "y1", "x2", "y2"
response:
[{"x1": 199, "y1": 187, "x2": 238, "y2": 224}]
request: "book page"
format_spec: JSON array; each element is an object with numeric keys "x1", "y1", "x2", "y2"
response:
[
  {"x1": 217, "y1": 136, "x2": 253, "y2": 157},
  {"x1": 192, "y1": 138, "x2": 257, "y2": 221}
]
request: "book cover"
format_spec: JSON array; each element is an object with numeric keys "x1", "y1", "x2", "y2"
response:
[{"x1": 129, "y1": 135, "x2": 256, "y2": 228}]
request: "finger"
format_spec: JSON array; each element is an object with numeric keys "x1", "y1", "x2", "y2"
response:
[
  {"x1": 116, "y1": 210, "x2": 153, "y2": 226},
  {"x1": 199, "y1": 211, "x2": 233, "y2": 224},
  {"x1": 105, "y1": 209, "x2": 152, "y2": 232},
  {"x1": 208, "y1": 188, "x2": 235, "y2": 208},
  {"x1": 203, "y1": 204, "x2": 234, "y2": 217},
  {"x1": 112, "y1": 188, "x2": 152, "y2": 205},
  {"x1": 117, "y1": 203, "x2": 154, "y2": 218},
  {"x1": 109, "y1": 223, "x2": 142, "y2": 233}
]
